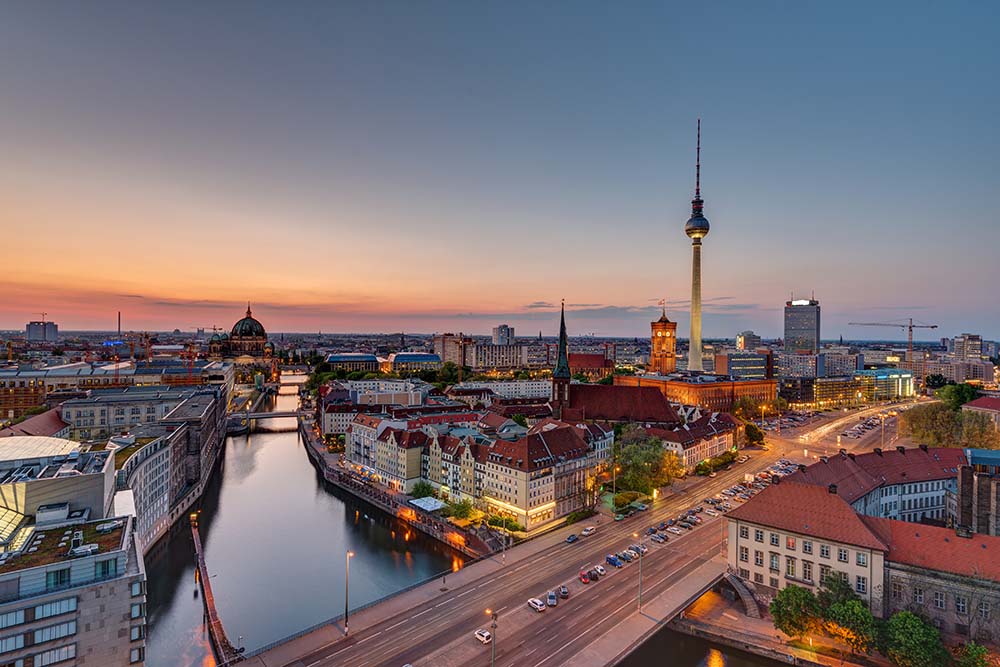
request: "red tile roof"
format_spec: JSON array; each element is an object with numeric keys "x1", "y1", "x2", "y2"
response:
[
  {"x1": 0, "y1": 408, "x2": 69, "y2": 438},
  {"x1": 568, "y1": 353, "x2": 614, "y2": 370},
  {"x1": 963, "y1": 396, "x2": 1000, "y2": 412},
  {"x1": 645, "y1": 412, "x2": 738, "y2": 449},
  {"x1": 785, "y1": 447, "x2": 966, "y2": 504},
  {"x1": 486, "y1": 424, "x2": 592, "y2": 472},
  {"x1": 860, "y1": 516, "x2": 1000, "y2": 581},
  {"x1": 727, "y1": 481, "x2": 888, "y2": 551},
  {"x1": 564, "y1": 384, "x2": 680, "y2": 424}
]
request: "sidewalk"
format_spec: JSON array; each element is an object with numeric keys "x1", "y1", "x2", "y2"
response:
[{"x1": 673, "y1": 590, "x2": 892, "y2": 667}]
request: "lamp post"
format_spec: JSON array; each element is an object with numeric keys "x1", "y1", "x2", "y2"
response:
[
  {"x1": 613, "y1": 464, "x2": 621, "y2": 495},
  {"x1": 632, "y1": 532, "x2": 644, "y2": 610},
  {"x1": 344, "y1": 550, "x2": 354, "y2": 635},
  {"x1": 486, "y1": 608, "x2": 498, "y2": 667}
]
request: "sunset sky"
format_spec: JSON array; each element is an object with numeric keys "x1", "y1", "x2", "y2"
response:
[{"x1": 2, "y1": 2, "x2": 997, "y2": 339}]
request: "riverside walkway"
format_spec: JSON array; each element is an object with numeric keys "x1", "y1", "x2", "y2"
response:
[{"x1": 191, "y1": 514, "x2": 242, "y2": 666}]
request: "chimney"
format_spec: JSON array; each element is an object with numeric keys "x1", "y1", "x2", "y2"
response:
[
  {"x1": 820, "y1": 456, "x2": 829, "y2": 464},
  {"x1": 873, "y1": 448, "x2": 882, "y2": 456},
  {"x1": 896, "y1": 446, "x2": 906, "y2": 455},
  {"x1": 828, "y1": 484, "x2": 838, "y2": 495},
  {"x1": 847, "y1": 453, "x2": 856, "y2": 461},
  {"x1": 839, "y1": 449, "x2": 847, "y2": 458},
  {"x1": 919, "y1": 443, "x2": 928, "y2": 452},
  {"x1": 798, "y1": 464, "x2": 807, "y2": 472}
]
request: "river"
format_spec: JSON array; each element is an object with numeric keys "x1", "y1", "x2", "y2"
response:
[{"x1": 145, "y1": 375, "x2": 780, "y2": 667}]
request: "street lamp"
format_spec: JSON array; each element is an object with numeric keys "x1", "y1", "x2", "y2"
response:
[
  {"x1": 486, "y1": 608, "x2": 498, "y2": 667},
  {"x1": 613, "y1": 465, "x2": 621, "y2": 495},
  {"x1": 632, "y1": 532, "x2": 644, "y2": 610},
  {"x1": 344, "y1": 551, "x2": 354, "y2": 635}
]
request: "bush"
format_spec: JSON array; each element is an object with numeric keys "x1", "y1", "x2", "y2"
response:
[
  {"x1": 613, "y1": 491, "x2": 642, "y2": 509},
  {"x1": 565, "y1": 509, "x2": 596, "y2": 525},
  {"x1": 487, "y1": 516, "x2": 524, "y2": 532},
  {"x1": 410, "y1": 481, "x2": 435, "y2": 499}
]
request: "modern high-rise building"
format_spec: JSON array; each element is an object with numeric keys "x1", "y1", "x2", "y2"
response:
[
  {"x1": 953, "y1": 333, "x2": 984, "y2": 361},
  {"x1": 684, "y1": 120, "x2": 710, "y2": 372},
  {"x1": 492, "y1": 324, "x2": 515, "y2": 346},
  {"x1": 736, "y1": 330, "x2": 761, "y2": 351},
  {"x1": 783, "y1": 298, "x2": 821, "y2": 354},
  {"x1": 649, "y1": 304, "x2": 677, "y2": 375},
  {"x1": 25, "y1": 321, "x2": 58, "y2": 342}
]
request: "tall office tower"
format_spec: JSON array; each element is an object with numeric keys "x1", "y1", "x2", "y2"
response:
[
  {"x1": 649, "y1": 303, "x2": 678, "y2": 375},
  {"x1": 492, "y1": 324, "x2": 515, "y2": 346},
  {"x1": 684, "y1": 120, "x2": 710, "y2": 372},
  {"x1": 784, "y1": 298, "x2": 821, "y2": 354},
  {"x1": 25, "y1": 321, "x2": 59, "y2": 342},
  {"x1": 736, "y1": 330, "x2": 761, "y2": 351},
  {"x1": 953, "y1": 333, "x2": 984, "y2": 361}
]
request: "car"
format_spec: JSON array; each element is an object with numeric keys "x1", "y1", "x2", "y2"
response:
[
  {"x1": 606, "y1": 554, "x2": 623, "y2": 567},
  {"x1": 614, "y1": 514, "x2": 625, "y2": 521},
  {"x1": 559, "y1": 585, "x2": 569, "y2": 599},
  {"x1": 579, "y1": 571, "x2": 590, "y2": 584},
  {"x1": 658, "y1": 521, "x2": 668, "y2": 530},
  {"x1": 651, "y1": 533, "x2": 666, "y2": 543},
  {"x1": 619, "y1": 550, "x2": 633, "y2": 562},
  {"x1": 625, "y1": 549, "x2": 640, "y2": 560},
  {"x1": 475, "y1": 629, "x2": 493, "y2": 644},
  {"x1": 595, "y1": 564, "x2": 606, "y2": 576},
  {"x1": 646, "y1": 527, "x2": 657, "y2": 535},
  {"x1": 547, "y1": 591, "x2": 558, "y2": 607},
  {"x1": 588, "y1": 568, "x2": 600, "y2": 581},
  {"x1": 695, "y1": 506, "x2": 704, "y2": 513},
  {"x1": 581, "y1": 526, "x2": 596, "y2": 537},
  {"x1": 565, "y1": 534, "x2": 579, "y2": 544},
  {"x1": 705, "y1": 508, "x2": 719, "y2": 517},
  {"x1": 635, "y1": 503, "x2": 649, "y2": 511},
  {"x1": 689, "y1": 515, "x2": 703, "y2": 524},
  {"x1": 679, "y1": 521, "x2": 693, "y2": 530},
  {"x1": 667, "y1": 526, "x2": 683, "y2": 535},
  {"x1": 667, "y1": 518, "x2": 676, "y2": 526},
  {"x1": 708, "y1": 472, "x2": 717, "y2": 478},
  {"x1": 528, "y1": 598, "x2": 546, "y2": 612}
]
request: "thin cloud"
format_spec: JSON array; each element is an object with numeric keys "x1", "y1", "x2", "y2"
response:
[{"x1": 523, "y1": 301, "x2": 555, "y2": 309}]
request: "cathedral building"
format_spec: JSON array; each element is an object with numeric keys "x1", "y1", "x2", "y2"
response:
[{"x1": 209, "y1": 303, "x2": 273, "y2": 361}]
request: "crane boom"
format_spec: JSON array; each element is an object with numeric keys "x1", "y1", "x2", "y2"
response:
[{"x1": 848, "y1": 318, "x2": 939, "y2": 388}]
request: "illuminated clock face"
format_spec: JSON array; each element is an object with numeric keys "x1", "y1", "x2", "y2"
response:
[
  {"x1": 656, "y1": 332, "x2": 662, "y2": 337},
  {"x1": 665, "y1": 332, "x2": 671, "y2": 337}
]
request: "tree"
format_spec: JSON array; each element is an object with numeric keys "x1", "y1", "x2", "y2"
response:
[
  {"x1": 437, "y1": 362, "x2": 462, "y2": 385},
  {"x1": 924, "y1": 373, "x2": 948, "y2": 389},
  {"x1": 955, "y1": 641, "x2": 990, "y2": 667},
  {"x1": 449, "y1": 499, "x2": 473, "y2": 519},
  {"x1": 937, "y1": 383, "x2": 980, "y2": 411},
  {"x1": 962, "y1": 411, "x2": 1000, "y2": 449},
  {"x1": 511, "y1": 414, "x2": 528, "y2": 427},
  {"x1": 825, "y1": 599, "x2": 876, "y2": 655},
  {"x1": 571, "y1": 372, "x2": 589, "y2": 383},
  {"x1": 596, "y1": 375, "x2": 614, "y2": 385},
  {"x1": 883, "y1": 611, "x2": 948, "y2": 667},
  {"x1": 410, "y1": 481, "x2": 435, "y2": 499},
  {"x1": 745, "y1": 423, "x2": 765, "y2": 446},
  {"x1": 732, "y1": 396, "x2": 761, "y2": 422},
  {"x1": 769, "y1": 585, "x2": 820, "y2": 639},
  {"x1": 817, "y1": 572, "x2": 859, "y2": 613},
  {"x1": 901, "y1": 403, "x2": 999, "y2": 449},
  {"x1": 615, "y1": 426, "x2": 685, "y2": 494}
]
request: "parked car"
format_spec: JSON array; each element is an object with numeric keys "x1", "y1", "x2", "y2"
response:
[
  {"x1": 547, "y1": 591, "x2": 558, "y2": 607},
  {"x1": 635, "y1": 503, "x2": 649, "y2": 511},
  {"x1": 565, "y1": 534, "x2": 579, "y2": 544},
  {"x1": 650, "y1": 533, "x2": 666, "y2": 543},
  {"x1": 646, "y1": 527, "x2": 657, "y2": 535},
  {"x1": 606, "y1": 554, "x2": 623, "y2": 568},
  {"x1": 579, "y1": 571, "x2": 590, "y2": 584},
  {"x1": 618, "y1": 551, "x2": 633, "y2": 562},
  {"x1": 528, "y1": 598, "x2": 546, "y2": 612},
  {"x1": 581, "y1": 526, "x2": 596, "y2": 537},
  {"x1": 613, "y1": 514, "x2": 625, "y2": 521},
  {"x1": 588, "y1": 569, "x2": 600, "y2": 581},
  {"x1": 658, "y1": 521, "x2": 668, "y2": 530},
  {"x1": 559, "y1": 585, "x2": 569, "y2": 599},
  {"x1": 705, "y1": 508, "x2": 720, "y2": 517},
  {"x1": 595, "y1": 564, "x2": 606, "y2": 576},
  {"x1": 667, "y1": 526, "x2": 683, "y2": 535},
  {"x1": 667, "y1": 518, "x2": 676, "y2": 527},
  {"x1": 475, "y1": 629, "x2": 493, "y2": 644},
  {"x1": 708, "y1": 472, "x2": 717, "y2": 478}
]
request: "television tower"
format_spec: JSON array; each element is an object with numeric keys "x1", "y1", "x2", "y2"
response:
[{"x1": 684, "y1": 119, "x2": 710, "y2": 372}]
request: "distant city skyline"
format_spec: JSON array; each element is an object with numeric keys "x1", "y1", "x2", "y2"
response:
[{"x1": 2, "y1": 3, "x2": 997, "y2": 338}]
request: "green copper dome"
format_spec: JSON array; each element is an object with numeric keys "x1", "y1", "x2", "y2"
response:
[{"x1": 232, "y1": 304, "x2": 266, "y2": 338}]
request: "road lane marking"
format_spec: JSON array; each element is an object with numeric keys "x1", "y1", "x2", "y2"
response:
[{"x1": 412, "y1": 608, "x2": 432, "y2": 618}]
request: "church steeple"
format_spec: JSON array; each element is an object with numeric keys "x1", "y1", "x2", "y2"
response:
[
  {"x1": 246, "y1": 301, "x2": 252, "y2": 318},
  {"x1": 553, "y1": 300, "x2": 571, "y2": 379}
]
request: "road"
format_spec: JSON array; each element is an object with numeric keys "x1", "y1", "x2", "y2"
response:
[{"x1": 272, "y1": 404, "x2": 910, "y2": 667}]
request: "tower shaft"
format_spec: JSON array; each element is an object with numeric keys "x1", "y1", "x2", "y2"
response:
[{"x1": 689, "y1": 239, "x2": 703, "y2": 371}]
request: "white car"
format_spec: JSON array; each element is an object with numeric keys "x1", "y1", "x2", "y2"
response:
[
  {"x1": 594, "y1": 564, "x2": 606, "y2": 576},
  {"x1": 705, "y1": 508, "x2": 720, "y2": 517},
  {"x1": 667, "y1": 526, "x2": 683, "y2": 535},
  {"x1": 581, "y1": 526, "x2": 596, "y2": 537},
  {"x1": 475, "y1": 629, "x2": 493, "y2": 644},
  {"x1": 528, "y1": 598, "x2": 546, "y2": 612}
]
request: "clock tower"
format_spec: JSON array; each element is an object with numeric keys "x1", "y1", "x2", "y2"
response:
[{"x1": 649, "y1": 302, "x2": 677, "y2": 375}]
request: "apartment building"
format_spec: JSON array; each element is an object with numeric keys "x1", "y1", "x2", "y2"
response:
[
  {"x1": 644, "y1": 411, "x2": 739, "y2": 472},
  {"x1": 61, "y1": 386, "x2": 200, "y2": 440}
]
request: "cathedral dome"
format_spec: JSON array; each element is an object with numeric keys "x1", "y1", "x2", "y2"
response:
[{"x1": 231, "y1": 304, "x2": 266, "y2": 339}]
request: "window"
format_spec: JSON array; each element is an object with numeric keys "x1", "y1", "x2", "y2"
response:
[
  {"x1": 933, "y1": 591, "x2": 945, "y2": 610},
  {"x1": 754, "y1": 572, "x2": 764, "y2": 584},
  {"x1": 820, "y1": 544, "x2": 831, "y2": 559},
  {"x1": 769, "y1": 554, "x2": 779, "y2": 572},
  {"x1": 892, "y1": 581, "x2": 903, "y2": 600},
  {"x1": 739, "y1": 526, "x2": 749, "y2": 539},
  {"x1": 770, "y1": 577, "x2": 779, "y2": 588},
  {"x1": 0, "y1": 610, "x2": 24, "y2": 630},
  {"x1": 34, "y1": 598, "x2": 76, "y2": 620},
  {"x1": 786, "y1": 536, "x2": 796, "y2": 550},
  {"x1": 0, "y1": 633, "x2": 24, "y2": 654},
  {"x1": 956, "y1": 596, "x2": 967, "y2": 615},
  {"x1": 130, "y1": 625, "x2": 146, "y2": 641},
  {"x1": 786, "y1": 557, "x2": 796, "y2": 579},
  {"x1": 34, "y1": 621, "x2": 76, "y2": 644},
  {"x1": 770, "y1": 533, "x2": 779, "y2": 547},
  {"x1": 914, "y1": 587, "x2": 924, "y2": 604},
  {"x1": 34, "y1": 645, "x2": 76, "y2": 666},
  {"x1": 130, "y1": 603, "x2": 145, "y2": 619},
  {"x1": 739, "y1": 546, "x2": 748, "y2": 563},
  {"x1": 979, "y1": 601, "x2": 992, "y2": 620},
  {"x1": 856, "y1": 552, "x2": 867, "y2": 567},
  {"x1": 802, "y1": 561, "x2": 813, "y2": 582},
  {"x1": 837, "y1": 548, "x2": 849, "y2": 563},
  {"x1": 754, "y1": 529, "x2": 764, "y2": 543},
  {"x1": 95, "y1": 559, "x2": 117, "y2": 580},
  {"x1": 856, "y1": 576, "x2": 867, "y2": 594},
  {"x1": 802, "y1": 540, "x2": 813, "y2": 555},
  {"x1": 739, "y1": 567, "x2": 750, "y2": 579},
  {"x1": 44, "y1": 569, "x2": 70, "y2": 592},
  {"x1": 820, "y1": 564, "x2": 831, "y2": 582},
  {"x1": 130, "y1": 647, "x2": 145, "y2": 663},
  {"x1": 754, "y1": 550, "x2": 764, "y2": 567}
]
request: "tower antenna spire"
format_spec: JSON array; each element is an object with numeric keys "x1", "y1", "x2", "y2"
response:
[{"x1": 695, "y1": 118, "x2": 701, "y2": 198}]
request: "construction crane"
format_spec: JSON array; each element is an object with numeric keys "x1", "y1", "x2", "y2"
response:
[
  {"x1": 849, "y1": 318, "x2": 938, "y2": 387},
  {"x1": 37, "y1": 312, "x2": 48, "y2": 324}
]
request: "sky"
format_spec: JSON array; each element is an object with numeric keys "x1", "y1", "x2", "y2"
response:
[{"x1": 1, "y1": 2, "x2": 998, "y2": 340}]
